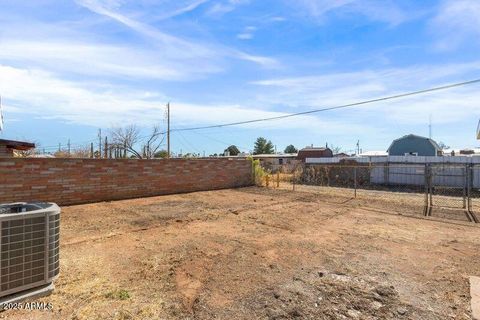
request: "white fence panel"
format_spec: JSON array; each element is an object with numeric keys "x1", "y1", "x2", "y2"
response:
[
  {"x1": 431, "y1": 166, "x2": 466, "y2": 188},
  {"x1": 370, "y1": 165, "x2": 385, "y2": 184},
  {"x1": 474, "y1": 166, "x2": 480, "y2": 189},
  {"x1": 387, "y1": 164, "x2": 425, "y2": 186}
]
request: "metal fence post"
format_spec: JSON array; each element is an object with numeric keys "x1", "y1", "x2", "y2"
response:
[
  {"x1": 251, "y1": 159, "x2": 256, "y2": 186},
  {"x1": 293, "y1": 166, "x2": 296, "y2": 191},
  {"x1": 463, "y1": 164, "x2": 468, "y2": 209},
  {"x1": 353, "y1": 165, "x2": 357, "y2": 198},
  {"x1": 424, "y1": 164, "x2": 431, "y2": 216},
  {"x1": 468, "y1": 164, "x2": 473, "y2": 212},
  {"x1": 468, "y1": 164, "x2": 479, "y2": 223}
]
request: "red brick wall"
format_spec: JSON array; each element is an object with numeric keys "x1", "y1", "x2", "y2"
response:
[{"x1": 0, "y1": 158, "x2": 253, "y2": 205}]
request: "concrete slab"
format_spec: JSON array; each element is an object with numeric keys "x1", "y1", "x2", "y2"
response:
[
  {"x1": 471, "y1": 276, "x2": 480, "y2": 320},
  {"x1": 0, "y1": 283, "x2": 54, "y2": 307}
]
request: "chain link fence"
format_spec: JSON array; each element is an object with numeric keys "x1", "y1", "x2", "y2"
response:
[
  {"x1": 261, "y1": 162, "x2": 480, "y2": 223},
  {"x1": 470, "y1": 165, "x2": 480, "y2": 220}
]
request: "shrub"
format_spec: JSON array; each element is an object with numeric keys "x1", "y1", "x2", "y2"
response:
[{"x1": 248, "y1": 156, "x2": 267, "y2": 186}]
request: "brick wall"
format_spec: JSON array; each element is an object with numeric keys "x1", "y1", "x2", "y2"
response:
[
  {"x1": 0, "y1": 145, "x2": 13, "y2": 158},
  {"x1": 0, "y1": 158, "x2": 253, "y2": 205}
]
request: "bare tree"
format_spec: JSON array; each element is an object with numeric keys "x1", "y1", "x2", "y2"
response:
[
  {"x1": 52, "y1": 145, "x2": 92, "y2": 158},
  {"x1": 70, "y1": 145, "x2": 92, "y2": 158},
  {"x1": 144, "y1": 125, "x2": 164, "y2": 158},
  {"x1": 437, "y1": 141, "x2": 450, "y2": 150},
  {"x1": 110, "y1": 125, "x2": 165, "y2": 159},
  {"x1": 328, "y1": 144, "x2": 342, "y2": 154}
]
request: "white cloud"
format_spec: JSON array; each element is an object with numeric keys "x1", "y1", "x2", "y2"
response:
[
  {"x1": 76, "y1": 0, "x2": 212, "y2": 54},
  {"x1": 0, "y1": 40, "x2": 221, "y2": 80},
  {"x1": 270, "y1": 16, "x2": 287, "y2": 22},
  {"x1": 75, "y1": 0, "x2": 275, "y2": 68},
  {"x1": 236, "y1": 26, "x2": 256, "y2": 40},
  {"x1": 0, "y1": 64, "x2": 374, "y2": 136},
  {"x1": 206, "y1": 0, "x2": 249, "y2": 16},
  {"x1": 291, "y1": 0, "x2": 407, "y2": 25},
  {"x1": 430, "y1": 0, "x2": 480, "y2": 50},
  {"x1": 252, "y1": 62, "x2": 480, "y2": 125},
  {"x1": 237, "y1": 33, "x2": 253, "y2": 40},
  {"x1": 3, "y1": 60, "x2": 479, "y2": 143},
  {"x1": 154, "y1": 0, "x2": 210, "y2": 21}
]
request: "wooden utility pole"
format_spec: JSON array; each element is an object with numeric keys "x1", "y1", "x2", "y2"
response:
[
  {"x1": 167, "y1": 102, "x2": 170, "y2": 158},
  {"x1": 98, "y1": 129, "x2": 102, "y2": 158},
  {"x1": 90, "y1": 143, "x2": 94, "y2": 158},
  {"x1": 67, "y1": 139, "x2": 71, "y2": 156},
  {"x1": 104, "y1": 136, "x2": 108, "y2": 159}
]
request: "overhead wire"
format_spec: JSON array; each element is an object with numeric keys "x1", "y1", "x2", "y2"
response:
[
  {"x1": 34, "y1": 78, "x2": 480, "y2": 150},
  {"x1": 169, "y1": 78, "x2": 480, "y2": 132}
]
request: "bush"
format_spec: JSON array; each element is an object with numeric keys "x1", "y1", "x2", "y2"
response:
[{"x1": 248, "y1": 157, "x2": 266, "y2": 186}]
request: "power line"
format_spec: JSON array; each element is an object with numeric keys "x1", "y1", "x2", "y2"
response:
[
  {"x1": 32, "y1": 78, "x2": 480, "y2": 150},
  {"x1": 169, "y1": 78, "x2": 480, "y2": 132}
]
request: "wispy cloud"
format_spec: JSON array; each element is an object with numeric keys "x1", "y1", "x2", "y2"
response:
[
  {"x1": 236, "y1": 26, "x2": 256, "y2": 40},
  {"x1": 155, "y1": 0, "x2": 210, "y2": 21},
  {"x1": 0, "y1": 64, "x2": 361, "y2": 134},
  {"x1": 76, "y1": 0, "x2": 277, "y2": 68},
  {"x1": 252, "y1": 62, "x2": 480, "y2": 125},
  {"x1": 430, "y1": 0, "x2": 480, "y2": 50},
  {"x1": 0, "y1": 40, "x2": 221, "y2": 80},
  {"x1": 206, "y1": 0, "x2": 250, "y2": 17},
  {"x1": 291, "y1": 0, "x2": 407, "y2": 25}
]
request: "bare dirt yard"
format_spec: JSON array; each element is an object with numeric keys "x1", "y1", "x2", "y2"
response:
[{"x1": 4, "y1": 186, "x2": 480, "y2": 320}]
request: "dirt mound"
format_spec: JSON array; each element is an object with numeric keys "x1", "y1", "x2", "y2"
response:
[{"x1": 193, "y1": 269, "x2": 434, "y2": 320}]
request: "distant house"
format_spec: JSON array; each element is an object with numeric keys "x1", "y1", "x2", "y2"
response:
[
  {"x1": 358, "y1": 151, "x2": 388, "y2": 157},
  {"x1": 0, "y1": 139, "x2": 35, "y2": 158},
  {"x1": 334, "y1": 152, "x2": 350, "y2": 158},
  {"x1": 443, "y1": 148, "x2": 480, "y2": 157},
  {"x1": 297, "y1": 147, "x2": 333, "y2": 162},
  {"x1": 387, "y1": 134, "x2": 442, "y2": 157},
  {"x1": 251, "y1": 153, "x2": 298, "y2": 166}
]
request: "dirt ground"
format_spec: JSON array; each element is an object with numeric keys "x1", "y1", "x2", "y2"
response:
[{"x1": 4, "y1": 186, "x2": 480, "y2": 320}]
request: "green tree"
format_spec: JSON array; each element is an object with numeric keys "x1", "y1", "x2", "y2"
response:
[
  {"x1": 154, "y1": 150, "x2": 169, "y2": 158},
  {"x1": 253, "y1": 137, "x2": 274, "y2": 155},
  {"x1": 224, "y1": 145, "x2": 240, "y2": 156},
  {"x1": 284, "y1": 144, "x2": 298, "y2": 153}
]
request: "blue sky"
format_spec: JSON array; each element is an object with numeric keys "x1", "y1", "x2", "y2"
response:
[{"x1": 1, "y1": 0, "x2": 480, "y2": 155}]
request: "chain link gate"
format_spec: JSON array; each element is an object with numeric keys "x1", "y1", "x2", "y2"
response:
[
  {"x1": 469, "y1": 165, "x2": 480, "y2": 222},
  {"x1": 272, "y1": 162, "x2": 480, "y2": 223},
  {"x1": 425, "y1": 164, "x2": 478, "y2": 222}
]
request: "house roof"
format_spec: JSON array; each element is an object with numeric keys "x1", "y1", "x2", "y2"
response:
[
  {"x1": 251, "y1": 153, "x2": 297, "y2": 158},
  {"x1": 299, "y1": 147, "x2": 330, "y2": 151},
  {"x1": 0, "y1": 139, "x2": 35, "y2": 151},
  {"x1": 387, "y1": 134, "x2": 441, "y2": 152},
  {"x1": 443, "y1": 148, "x2": 480, "y2": 156}
]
